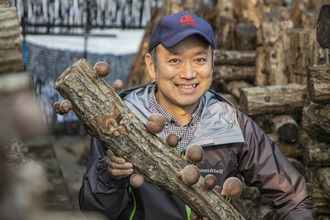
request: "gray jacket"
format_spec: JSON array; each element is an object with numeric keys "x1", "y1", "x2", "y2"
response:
[{"x1": 79, "y1": 83, "x2": 317, "y2": 220}]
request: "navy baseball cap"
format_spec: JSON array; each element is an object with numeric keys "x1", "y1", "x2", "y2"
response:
[{"x1": 148, "y1": 12, "x2": 215, "y2": 52}]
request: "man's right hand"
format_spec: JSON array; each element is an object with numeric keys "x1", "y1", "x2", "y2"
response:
[{"x1": 105, "y1": 149, "x2": 133, "y2": 180}]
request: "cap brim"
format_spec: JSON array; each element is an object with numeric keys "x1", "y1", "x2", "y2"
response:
[{"x1": 161, "y1": 28, "x2": 214, "y2": 49}]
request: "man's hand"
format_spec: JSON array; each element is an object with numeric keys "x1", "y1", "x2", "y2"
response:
[{"x1": 105, "y1": 149, "x2": 133, "y2": 180}]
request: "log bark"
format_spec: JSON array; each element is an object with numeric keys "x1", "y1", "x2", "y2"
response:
[
  {"x1": 0, "y1": 0, "x2": 9, "y2": 8},
  {"x1": 271, "y1": 115, "x2": 298, "y2": 141},
  {"x1": 316, "y1": 4, "x2": 330, "y2": 49},
  {"x1": 287, "y1": 157, "x2": 319, "y2": 185},
  {"x1": 289, "y1": 0, "x2": 309, "y2": 28},
  {"x1": 124, "y1": 0, "x2": 204, "y2": 89},
  {"x1": 54, "y1": 58, "x2": 245, "y2": 220},
  {"x1": 213, "y1": 65, "x2": 255, "y2": 81},
  {"x1": 214, "y1": 49, "x2": 257, "y2": 65},
  {"x1": 304, "y1": 142, "x2": 330, "y2": 167},
  {"x1": 214, "y1": 16, "x2": 236, "y2": 50},
  {"x1": 234, "y1": 23, "x2": 258, "y2": 51},
  {"x1": 289, "y1": 29, "x2": 326, "y2": 83},
  {"x1": 316, "y1": 167, "x2": 330, "y2": 201},
  {"x1": 307, "y1": 65, "x2": 330, "y2": 102},
  {"x1": 267, "y1": 131, "x2": 308, "y2": 158},
  {"x1": 302, "y1": 103, "x2": 330, "y2": 142},
  {"x1": 233, "y1": 0, "x2": 263, "y2": 28},
  {"x1": 0, "y1": 8, "x2": 24, "y2": 74},
  {"x1": 239, "y1": 83, "x2": 308, "y2": 116},
  {"x1": 215, "y1": 0, "x2": 234, "y2": 18},
  {"x1": 302, "y1": 10, "x2": 319, "y2": 29},
  {"x1": 306, "y1": 183, "x2": 330, "y2": 214},
  {"x1": 225, "y1": 80, "x2": 253, "y2": 99}
]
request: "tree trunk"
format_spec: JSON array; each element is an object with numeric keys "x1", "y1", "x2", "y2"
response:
[
  {"x1": 267, "y1": 131, "x2": 309, "y2": 158},
  {"x1": 316, "y1": 4, "x2": 330, "y2": 49},
  {"x1": 302, "y1": 103, "x2": 330, "y2": 142},
  {"x1": 124, "y1": 0, "x2": 204, "y2": 89},
  {"x1": 213, "y1": 65, "x2": 255, "y2": 81},
  {"x1": 234, "y1": 23, "x2": 258, "y2": 51},
  {"x1": 271, "y1": 115, "x2": 299, "y2": 142},
  {"x1": 214, "y1": 49, "x2": 257, "y2": 65},
  {"x1": 54, "y1": 58, "x2": 245, "y2": 220},
  {"x1": 316, "y1": 167, "x2": 330, "y2": 201},
  {"x1": 307, "y1": 65, "x2": 330, "y2": 102},
  {"x1": 215, "y1": 0, "x2": 234, "y2": 18},
  {"x1": 214, "y1": 16, "x2": 236, "y2": 50},
  {"x1": 0, "y1": 8, "x2": 24, "y2": 74},
  {"x1": 302, "y1": 10, "x2": 319, "y2": 29},
  {"x1": 289, "y1": 0, "x2": 309, "y2": 28},
  {"x1": 239, "y1": 83, "x2": 308, "y2": 116},
  {"x1": 304, "y1": 142, "x2": 330, "y2": 167}
]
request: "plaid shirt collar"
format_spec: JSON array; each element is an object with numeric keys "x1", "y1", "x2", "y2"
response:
[{"x1": 148, "y1": 83, "x2": 202, "y2": 127}]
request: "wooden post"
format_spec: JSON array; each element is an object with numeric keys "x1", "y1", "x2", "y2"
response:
[
  {"x1": 233, "y1": 0, "x2": 263, "y2": 28},
  {"x1": 0, "y1": 7, "x2": 24, "y2": 74},
  {"x1": 289, "y1": 0, "x2": 309, "y2": 28},
  {"x1": 302, "y1": 10, "x2": 319, "y2": 29},
  {"x1": 214, "y1": 16, "x2": 236, "y2": 50},
  {"x1": 215, "y1": 0, "x2": 234, "y2": 18},
  {"x1": 54, "y1": 58, "x2": 245, "y2": 220},
  {"x1": 239, "y1": 83, "x2": 308, "y2": 116},
  {"x1": 302, "y1": 103, "x2": 330, "y2": 143},
  {"x1": 234, "y1": 23, "x2": 258, "y2": 51},
  {"x1": 307, "y1": 65, "x2": 330, "y2": 102}
]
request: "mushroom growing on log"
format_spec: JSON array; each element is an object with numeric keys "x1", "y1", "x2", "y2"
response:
[
  {"x1": 146, "y1": 113, "x2": 166, "y2": 134},
  {"x1": 129, "y1": 173, "x2": 145, "y2": 188},
  {"x1": 184, "y1": 144, "x2": 204, "y2": 164},
  {"x1": 221, "y1": 177, "x2": 243, "y2": 199},
  {"x1": 53, "y1": 58, "x2": 245, "y2": 220},
  {"x1": 93, "y1": 61, "x2": 110, "y2": 78}
]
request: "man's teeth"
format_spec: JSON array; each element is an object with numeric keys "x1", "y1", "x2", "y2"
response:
[{"x1": 178, "y1": 84, "x2": 197, "y2": 89}]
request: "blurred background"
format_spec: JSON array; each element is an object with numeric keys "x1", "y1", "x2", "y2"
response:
[{"x1": 1, "y1": 0, "x2": 329, "y2": 219}]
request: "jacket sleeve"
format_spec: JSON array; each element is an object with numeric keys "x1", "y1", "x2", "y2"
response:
[
  {"x1": 236, "y1": 111, "x2": 317, "y2": 220},
  {"x1": 79, "y1": 137, "x2": 131, "y2": 219}
]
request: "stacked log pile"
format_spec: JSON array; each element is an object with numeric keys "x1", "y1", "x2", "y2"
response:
[{"x1": 125, "y1": 0, "x2": 330, "y2": 219}]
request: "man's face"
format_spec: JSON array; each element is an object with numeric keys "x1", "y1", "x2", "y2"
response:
[{"x1": 146, "y1": 35, "x2": 213, "y2": 113}]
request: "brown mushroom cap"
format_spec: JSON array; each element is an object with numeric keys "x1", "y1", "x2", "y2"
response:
[
  {"x1": 221, "y1": 177, "x2": 243, "y2": 199},
  {"x1": 53, "y1": 101, "x2": 64, "y2": 115},
  {"x1": 113, "y1": 79, "x2": 124, "y2": 91},
  {"x1": 202, "y1": 174, "x2": 217, "y2": 190},
  {"x1": 59, "y1": 100, "x2": 72, "y2": 114},
  {"x1": 184, "y1": 144, "x2": 204, "y2": 164},
  {"x1": 165, "y1": 133, "x2": 179, "y2": 148},
  {"x1": 129, "y1": 173, "x2": 144, "y2": 188},
  {"x1": 146, "y1": 113, "x2": 166, "y2": 134},
  {"x1": 94, "y1": 61, "x2": 110, "y2": 78},
  {"x1": 189, "y1": 212, "x2": 199, "y2": 220},
  {"x1": 179, "y1": 164, "x2": 200, "y2": 185}
]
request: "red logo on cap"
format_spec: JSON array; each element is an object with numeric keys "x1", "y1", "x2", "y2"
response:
[{"x1": 180, "y1": 15, "x2": 197, "y2": 27}]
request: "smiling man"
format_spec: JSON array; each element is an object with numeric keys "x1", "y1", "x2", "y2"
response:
[{"x1": 79, "y1": 12, "x2": 317, "y2": 220}]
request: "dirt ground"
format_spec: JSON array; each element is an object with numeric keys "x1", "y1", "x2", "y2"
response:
[{"x1": 23, "y1": 134, "x2": 89, "y2": 213}]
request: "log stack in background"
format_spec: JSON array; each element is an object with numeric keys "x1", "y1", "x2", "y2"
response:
[{"x1": 125, "y1": 0, "x2": 330, "y2": 219}]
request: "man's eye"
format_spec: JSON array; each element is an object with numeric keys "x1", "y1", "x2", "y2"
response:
[
  {"x1": 196, "y1": 58, "x2": 206, "y2": 63},
  {"x1": 170, "y1": 59, "x2": 179, "y2": 63}
]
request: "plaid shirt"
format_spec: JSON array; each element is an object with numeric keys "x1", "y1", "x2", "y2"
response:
[{"x1": 148, "y1": 84, "x2": 203, "y2": 153}]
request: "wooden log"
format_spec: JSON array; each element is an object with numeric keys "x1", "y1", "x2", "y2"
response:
[
  {"x1": 304, "y1": 142, "x2": 330, "y2": 167},
  {"x1": 0, "y1": 0, "x2": 9, "y2": 8},
  {"x1": 316, "y1": 167, "x2": 330, "y2": 201},
  {"x1": 267, "y1": 131, "x2": 309, "y2": 157},
  {"x1": 225, "y1": 80, "x2": 253, "y2": 99},
  {"x1": 221, "y1": 93, "x2": 240, "y2": 110},
  {"x1": 271, "y1": 115, "x2": 298, "y2": 141},
  {"x1": 213, "y1": 65, "x2": 255, "y2": 81},
  {"x1": 289, "y1": 28, "x2": 325, "y2": 83},
  {"x1": 0, "y1": 8, "x2": 24, "y2": 74},
  {"x1": 215, "y1": 0, "x2": 234, "y2": 18},
  {"x1": 234, "y1": 23, "x2": 258, "y2": 51},
  {"x1": 239, "y1": 83, "x2": 308, "y2": 116},
  {"x1": 307, "y1": 65, "x2": 330, "y2": 102},
  {"x1": 214, "y1": 16, "x2": 236, "y2": 50},
  {"x1": 233, "y1": 0, "x2": 263, "y2": 28},
  {"x1": 214, "y1": 49, "x2": 257, "y2": 65},
  {"x1": 287, "y1": 157, "x2": 318, "y2": 185},
  {"x1": 302, "y1": 103, "x2": 330, "y2": 142},
  {"x1": 54, "y1": 58, "x2": 245, "y2": 220},
  {"x1": 302, "y1": 10, "x2": 319, "y2": 29},
  {"x1": 306, "y1": 183, "x2": 330, "y2": 214},
  {"x1": 289, "y1": 0, "x2": 309, "y2": 28},
  {"x1": 316, "y1": 4, "x2": 330, "y2": 49},
  {"x1": 252, "y1": 114, "x2": 273, "y2": 134}
]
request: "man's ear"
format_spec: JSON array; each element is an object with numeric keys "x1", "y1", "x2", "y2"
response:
[{"x1": 145, "y1": 54, "x2": 156, "y2": 79}]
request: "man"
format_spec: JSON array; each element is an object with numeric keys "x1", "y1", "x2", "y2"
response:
[{"x1": 79, "y1": 12, "x2": 317, "y2": 220}]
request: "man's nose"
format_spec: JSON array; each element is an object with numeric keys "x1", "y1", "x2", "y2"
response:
[{"x1": 179, "y1": 62, "x2": 196, "y2": 79}]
